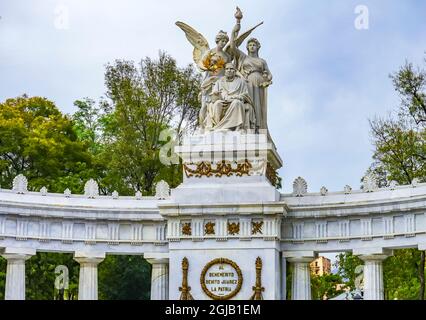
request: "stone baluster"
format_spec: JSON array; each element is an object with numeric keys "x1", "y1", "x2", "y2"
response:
[
  {"x1": 74, "y1": 251, "x2": 105, "y2": 300},
  {"x1": 145, "y1": 253, "x2": 169, "y2": 300},
  {"x1": 1, "y1": 248, "x2": 35, "y2": 300}
]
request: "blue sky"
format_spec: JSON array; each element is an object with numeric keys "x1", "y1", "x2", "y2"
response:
[{"x1": 1, "y1": 0, "x2": 425, "y2": 194}]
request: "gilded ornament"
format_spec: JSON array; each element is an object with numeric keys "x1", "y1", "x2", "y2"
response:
[
  {"x1": 204, "y1": 222, "x2": 215, "y2": 235},
  {"x1": 251, "y1": 221, "x2": 263, "y2": 235},
  {"x1": 200, "y1": 258, "x2": 243, "y2": 300},
  {"x1": 265, "y1": 163, "x2": 278, "y2": 186},
  {"x1": 182, "y1": 222, "x2": 192, "y2": 236},
  {"x1": 249, "y1": 257, "x2": 264, "y2": 300},
  {"x1": 179, "y1": 257, "x2": 194, "y2": 300},
  {"x1": 227, "y1": 222, "x2": 240, "y2": 235},
  {"x1": 183, "y1": 160, "x2": 252, "y2": 178}
]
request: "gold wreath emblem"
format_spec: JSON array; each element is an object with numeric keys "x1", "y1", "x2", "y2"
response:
[{"x1": 200, "y1": 258, "x2": 243, "y2": 300}]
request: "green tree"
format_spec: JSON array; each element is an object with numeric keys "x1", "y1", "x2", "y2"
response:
[
  {"x1": 311, "y1": 273, "x2": 344, "y2": 300},
  {"x1": 0, "y1": 257, "x2": 5, "y2": 300},
  {"x1": 25, "y1": 253, "x2": 79, "y2": 300},
  {"x1": 98, "y1": 52, "x2": 200, "y2": 195},
  {"x1": 0, "y1": 95, "x2": 95, "y2": 193},
  {"x1": 98, "y1": 255, "x2": 151, "y2": 300},
  {"x1": 336, "y1": 252, "x2": 363, "y2": 291},
  {"x1": 366, "y1": 56, "x2": 426, "y2": 299}
]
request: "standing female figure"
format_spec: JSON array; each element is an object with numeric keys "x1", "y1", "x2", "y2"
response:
[{"x1": 230, "y1": 22, "x2": 273, "y2": 132}]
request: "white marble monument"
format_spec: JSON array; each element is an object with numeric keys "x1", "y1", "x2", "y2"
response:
[{"x1": 0, "y1": 7, "x2": 426, "y2": 301}]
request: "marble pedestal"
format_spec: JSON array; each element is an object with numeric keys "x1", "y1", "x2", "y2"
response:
[{"x1": 161, "y1": 131, "x2": 285, "y2": 300}]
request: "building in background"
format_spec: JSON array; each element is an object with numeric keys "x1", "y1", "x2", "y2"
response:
[{"x1": 310, "y1": 256, "x2": 331, "y2": 276}]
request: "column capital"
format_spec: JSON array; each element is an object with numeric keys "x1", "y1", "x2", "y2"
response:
[
  {"x1": 353, "y1": 248, "x2": 393, "y2": 261},
  {"x1": 1, "y1": 247, "x2": 35, "y2": 261},
  {"x1": 74, "y1": 251, "x2": 105, "y2": 265},
  {"x1": 145, "y1": 253, "x2": 169, "y2": 265},
  {"x1": 283, "y1": 251, "x2": 316, "y2": 263}
]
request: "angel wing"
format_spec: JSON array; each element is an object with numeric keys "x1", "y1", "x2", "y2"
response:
[
  {"x1": 176, "y1": 21, "x2": 210, "y2": 70},
  {"x1": 224, "y1": 21, "x2": 264, "y2": 53}
]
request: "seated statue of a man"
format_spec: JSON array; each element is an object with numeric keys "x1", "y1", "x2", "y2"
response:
[{"x1": 205, "y1": 63, "x2": 255, "y2": 131}]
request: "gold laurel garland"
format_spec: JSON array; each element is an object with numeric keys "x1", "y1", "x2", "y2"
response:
[{"x1": 183, "y1": 160, "x2": 252, "y2": 178}]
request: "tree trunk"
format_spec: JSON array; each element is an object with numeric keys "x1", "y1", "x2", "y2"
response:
[{"x1": 419, "y1": 251, "x2": 425, "y2": 300}]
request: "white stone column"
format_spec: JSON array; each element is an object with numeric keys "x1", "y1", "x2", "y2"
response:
[
  {"x1": 145, "y1": 253, "x2": 169, "y2": 300},
  {"x1": 281, "y1": 254, "x2": 287, "y2": 300},
  {"x1": 358, "y1": 254, "x2": 388, "y2": 300},
  {"x1": 1, "y1": 248, "x2": 35, "y2": 300},
  {"x1": 74, "y1": 252, "x2": 105, "y2": 300},
  {"x1": 283, "y1": 251, "x2": 316, "y2": 300}
]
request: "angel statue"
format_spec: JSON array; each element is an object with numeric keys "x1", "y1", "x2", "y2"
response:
[
  {"x1": 176, "y1": 10, "x2": 263, "y2": 132},
  {"x1": 230, "y1": 7, "x2": 273, "y2": 133}
]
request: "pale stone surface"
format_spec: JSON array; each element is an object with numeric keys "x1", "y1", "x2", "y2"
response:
[
  {"x1": 74, "y1": 252, "x2": 105, "y2": 300},
  {"x1": 344, "y1": 185, "x2": 352, "y2": 194},
  {"x1": 40, "y1": 186, "x2": 48, "y2": 196},
  {"x1": 155, "y1": 180, "x2": 170, "y2": 199},
  {"x1": 84, "y1": 179, "x2": 99, "y2": 198},
  {"x1": 363, "y1": 173, "x2": 378, "y2": 193},
  {"x1": 12, "y1": 174, "x2": 28, "y2": 194},
  {"x1": 1, "y1": 247, "x2": 35, "y2": 300},
  {"x1": 146, "y1": 253, "x2": 169, "y2": 300},
  {"x1": 283, "y1": 252, "x2": 316, "y2": 300},
  {"x1": 293, "y1": 177, "x2": 307, "y2": 197},
  {"x1": 1, "y1": 165, "x2": 426, "y2": 301},
  {"x1": 358, "y1": 254, "x2": 389, "y2": 300},
  {"x1": 64, "y1": 188, "x2": 71, "y2": 197},
  {"x1": 176, "y1": 8, "x2": 264, "y2": 133}
]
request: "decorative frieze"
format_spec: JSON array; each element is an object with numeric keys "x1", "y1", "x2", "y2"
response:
[
  {"x1": 361, "y1": 218, "x2": 373, "y2": 240},
  {"x1": 167, "y1": 220, "x2": 180, "y2": 241},
  {"x1": 315, "y1": 222, "x2": 328, "y2": 243},
  {"x1": 339, "y1": 220, "x2": 350, "y2": 241},
  {"x1": 85, "y1": 223, "x2": 96, "y2": 244},
  {"x1": 383, "y1": 217, "x2": 394, "y2": 239},
  {"x1": 227, "y1": 222, "x2": 240, "y2": 236},
  {"x1": 216, "y1": 219, "x2": 227, "y2": 240},
  {"x1": 108, "y1": 223, "x2": 120, "y2": 245},
  {"x1": 252, "y1": 220, "x2": 263, "y2": 235},
  {"x1": 405, "y1": 214, "x2": 415, "y2": 237},
  {"x1": 183, "y1": 160, "x2": 252, "y2": 178},
  {"x1": 181, "y1": 222, "x2": 192, "y2": 236},
  {"x1": 38, "y1": 221, "x2": 50, "y2": 242},
  {"x1": 156, "y1": 224, "x2": 167, "y2": 242},
  {"x1": 131, "y1": 224, "x2": 143, "y2": 243},
  {"x1": 191, "y1": 219, "x2": 203, "y2": 241},
  {"x1": 263, "y1": 218, "x2": 279, "y2": 240},
  {"x1": 204, "y1": 221, "x2": 215, "y2": 235},
  {"x1": 16, "y1": 219, "x2": 28, "y2": 240},
  {"x1": 292, "y1": 222, "x2": 304, "y2": 242},
  {"x1": 62, "y1": 222, "x2": 73, "y2": 243}
]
